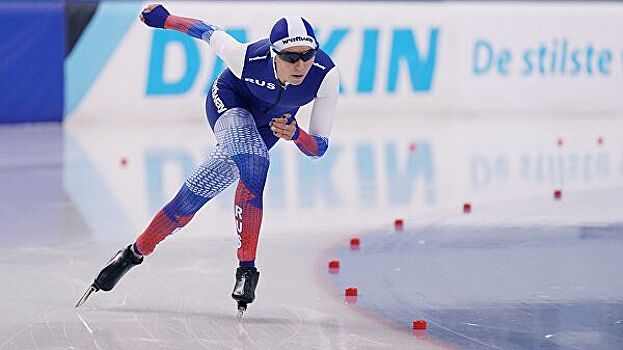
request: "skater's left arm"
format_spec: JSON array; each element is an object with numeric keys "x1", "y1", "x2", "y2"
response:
[
  {"x1": 270, "y1": 68, "x2": 339, "y2": 159},
  {"x1": 140, "y1": 4, "x2": 246, "y2": 78}
]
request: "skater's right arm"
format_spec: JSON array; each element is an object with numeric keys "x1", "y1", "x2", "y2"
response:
[{"x1": 140, "y1": 4, "x2": 246, "y2": 78}]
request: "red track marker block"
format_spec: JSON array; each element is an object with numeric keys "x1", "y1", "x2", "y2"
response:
[
  {"x1": 345, "y1": 287, "x2": 358, "y2": 297},
  {"x1": 328, "y1": 260, "x2": 340, "y2": 274},
  {"x1": 344, "y1": 287, "x2": 358, "y2": 303},
  {"x1": 463, "y1": 202, "x2": 472, "y2": 214},
  {"x1": 394, "y1": 219, "x2": 404, "y2": 231},
  {"x1": 413, "y1": 320, "x2": 427, "y2": 330},
  {"x1": 554, "y1": 189, "x2": 562, "y2": 200}
]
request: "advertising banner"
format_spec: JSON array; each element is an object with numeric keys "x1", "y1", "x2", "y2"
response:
[{"x1": 65, "y1": 1, "x2": 623, "y2": 124}]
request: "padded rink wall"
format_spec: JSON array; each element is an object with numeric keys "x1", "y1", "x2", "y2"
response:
[
  {"x1": 2, "y1": 1, "x2": 622, "y2": 123},
  {"x1": 0, "y1": 1, "x2": 65, "y2": 123},
  {"x1": 65, "y1": 1, "x2": 623, "y2": 125}
]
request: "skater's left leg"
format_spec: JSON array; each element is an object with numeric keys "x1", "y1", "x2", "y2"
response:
[
  {"x1": 213, "y1": 108, "x2": 268, "y2": 311},
  {"x1": 214, "y1": 108, "x2": 270, "y2": 267}
]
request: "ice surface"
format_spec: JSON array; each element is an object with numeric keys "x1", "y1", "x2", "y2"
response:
[{"x1": 1, "y1": 116, "x2": 622, "y2": 349}]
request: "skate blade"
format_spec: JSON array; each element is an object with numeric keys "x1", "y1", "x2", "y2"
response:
[{"x1": 75, "y1": 285, "x2": 97, "y2": 308}]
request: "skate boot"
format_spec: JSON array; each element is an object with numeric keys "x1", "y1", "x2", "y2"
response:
[
  {"x1": 231, "y1": 266, "x2": 260, "y2": 319},
  {"x1": 75, "y1": 245, "x2": 143, "y2": 307}
]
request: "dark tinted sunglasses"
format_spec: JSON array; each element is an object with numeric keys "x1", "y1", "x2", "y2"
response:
[{"x1": 273, "y1": 48, "x2": 317, "y2": 63}]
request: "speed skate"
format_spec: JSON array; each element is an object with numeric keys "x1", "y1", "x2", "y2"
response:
[
  {"x1": 231, "y1": 266, "x2": 260, "y2": 319},
  {"x1": 75, "y1": 245, "x2": 143, "y2": 307}
]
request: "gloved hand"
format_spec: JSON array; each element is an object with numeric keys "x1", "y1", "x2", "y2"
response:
[
  {"x1": 139, "y1": 4, "x2": 170, "y2": 28},
  {"x1": 270, "y1": 113, "x2": 300, "y2": 140}
]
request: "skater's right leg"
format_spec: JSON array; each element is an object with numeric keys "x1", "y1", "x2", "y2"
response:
[
  {"x1": 88, "y1": 184, "x2": 209, "y2": 296},
  {"x1": 135, "y1": 144, "x2": 240, "y2": 256},
  {"x1": 77, "y1": 146, "x2": 239, "y2": 306},
  {"x1": 133, "y1": 185, "x2": 208, "y2": 256}
]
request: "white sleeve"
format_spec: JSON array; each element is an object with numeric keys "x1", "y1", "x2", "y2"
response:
[
  {"x1": 309, "y1": 67, "x2": 339, "y2": 138},
  {"x1": 206, "y1": 31, "x2": 247, "y2": 79}
]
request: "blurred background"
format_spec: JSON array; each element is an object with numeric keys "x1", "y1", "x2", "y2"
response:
[{"x1": 1, "y1": 1, "x2": 622, "y2": 349}]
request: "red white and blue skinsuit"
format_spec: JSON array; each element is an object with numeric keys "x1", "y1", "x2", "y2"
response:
[{"x1": 135, "y1": 7, "x2": 339, "y2": 267}]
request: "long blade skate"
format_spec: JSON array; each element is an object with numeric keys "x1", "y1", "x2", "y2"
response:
[
  {"x1": 232, "y1": 266, "x2": 259, "y2": 321},
  {"x1": 75, "y1": 285, "x2": 97, "y2": 308},
  {"x1": 237, "y1": 301, "x2": 247, "y2": 321},
  {"x1": 76, "y1": 245, "x2": 143, "y2": 308}
]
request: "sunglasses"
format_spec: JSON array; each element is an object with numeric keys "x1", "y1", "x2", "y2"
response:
[{"x1": 273, "y1": 48, "x2": 317, "y2": 63}]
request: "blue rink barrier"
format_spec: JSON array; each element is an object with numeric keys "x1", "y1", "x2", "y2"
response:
[{"x1": 0, "y1": 1, "x2": 65, "y2": 124}]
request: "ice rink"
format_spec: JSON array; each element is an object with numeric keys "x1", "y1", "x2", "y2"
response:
[{"x1": 1, "y1": 115, "x2": 622, "y2": 349}]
